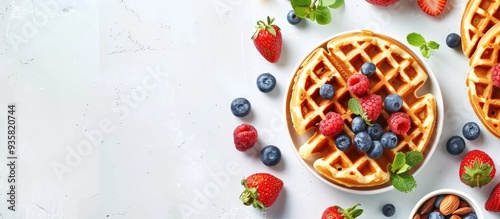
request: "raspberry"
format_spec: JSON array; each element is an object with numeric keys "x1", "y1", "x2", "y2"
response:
[
  {"x1": 233, "y1": 124, "x2": 258, "y2": 152},
  {"x1": 348, "y1": 74, "x2": 370, "y2": 95},
  {"x1": 388, "y1": 112, "x2": 411, "y2": 135},
  {"x1": 319, "y1": 112, "x2": 344, "y2": 137},
  {"x1": 360, "y1": 94, "x2": 383, "y2": 121},
  {"x1": 492, "y1": 64, "x2": 500, "y2": 88}
]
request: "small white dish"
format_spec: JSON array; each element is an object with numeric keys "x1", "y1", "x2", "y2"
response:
[{"x1": 409, "y1": 188, "x2": 484, "y2": 219}]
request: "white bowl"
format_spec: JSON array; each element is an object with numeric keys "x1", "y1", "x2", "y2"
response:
[
  {"x1": 408, "y1": 189, "x2": 484, "y2": 219},
  {"x1": 284, "y1": 30, "x2": 444, "y2": 194}
]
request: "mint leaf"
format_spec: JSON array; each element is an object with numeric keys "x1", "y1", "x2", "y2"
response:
[
  {"x1": 428, "y1": 41, "x2": 440, "y2": 50},
  {"x1": 406, "y1": 33, "x2": 426, "y2": 47},
  {"x1": 391, "y1": 172, "x2": 417, "y2": 193},
  {"x1": 315, "y1": 6, "x2": 332, "y2": 25},
  {"x1": 389, "y1": 151, "x2": 423, "y2": 193},
  {"x1": 391, "y1": 152, "x2": 406, "y2": 172},
  {"x1": 290, "y1": 0, "x2": 341, "y2": 25},
  {"x1": 321, "y1": 0, "x2": 336, "y2": 6},
  {"x1": 405, "y1": 151, "x2": 423, "y2": 167},
  {"x1": 420, "y1": 46, "x2": 431, "y2": 59},
  {"x1": 293, "y1": 6, "x2": 310, "y2": 18},
  {"x1": 348, "y1": 98, "x2": 363, "y2": 115},
  {"x1": 407, "y1": 32, "x2": 439, "y2": 59},
  {"x1": 291, "y1": 0, "x2": 311, "y2": 6},
  {"x1": 329, "y1": 0, "x2": 344, "y2": 8},
  {"x1": 309, "y1": 9, "x2": 317, "y2": 21}
]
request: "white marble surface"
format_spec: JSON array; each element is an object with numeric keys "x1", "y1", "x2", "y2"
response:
[{"x1": 0, "y1": 0, "x2": 499, "y2": 218}]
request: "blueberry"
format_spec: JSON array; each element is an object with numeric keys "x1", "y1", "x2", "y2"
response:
[
  {"x1": 462, "y1": 121, "x2": 480, "y2": 140},
  {"x1": 384, "y1": 94, "x2": 403, "y2": 112},
  {"x1": 381, "y1": 132, "x2": 398, "y2": 149},
  {"x1": 351, "y1": 116, "x2": 367, "y2": 133},
  {"x1": 368, "y1": 140, "x2": 383, "y2": 159},
  {"x1": 260, "y1": 145, "x2": 281, "y2": 166},
  {"x1": 463, "y1": 212, "x2": 477, "y2": 219},
  {"x1": 382, "y1": 203, "x2": 395, "y2": 217},
  {"x1": 446, "y1": 33, "x2": 461, "y2": 48},
  {"x1": 230, "y1": 97, "x2": 251, "y2": 117},
  {"x1": 287, "y1": 10, "x2": 302, "y2": 25},
  {"x1": 354, "y1": 132, "x2": 372, "y2": 152},
  {"x1": 428, "y1": 211, "x2": 444, "y2": 219},
  {"x1": 335, "y1": 133, "x2": 352, "y2": 151},
  {"x1": 367, "y1": 123, "x2": 383, "y2": 140},
  {"x1": 361, "y1": 62, "x2": 376, "y2": 76},
  {"x1": 434, "y1": 194, "x2": 445, "y2": 208},
  {"x1": 446, "y1": 135, "x2": 466, "y2": 155},
  {"x1": 256, "y1": 73, "x2": 276, "y2": 93},
  {"x1": 319, "y1": 84, "x2": 335, "y2": 99}
]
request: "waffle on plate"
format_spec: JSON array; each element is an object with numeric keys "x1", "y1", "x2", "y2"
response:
[
  {"x1": 467, "y1": 22, "x2": 500, "y2": 138},
  {"x1": 285, "y1": 30, "x2": 440, "y2": 190},
  {"x1": 461, "y1": 0, "x2": 500, "y2": 58}
]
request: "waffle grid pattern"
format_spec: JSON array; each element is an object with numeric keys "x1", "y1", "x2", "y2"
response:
[
  {"x1": 467, "y1": 22, "x2": 500, "y2": 138},
  {"x1": 289, "y1": 31, "x2": 437, "y2": 187},
  {"x1": 461, "y1": 0, "x2": 500, "y2": 58}
]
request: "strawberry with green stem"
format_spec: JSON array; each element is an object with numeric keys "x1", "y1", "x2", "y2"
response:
[
  {"x1": 240, "y1": 173, "x2": 283, "y2": 210},
  {"x1": 252, "y1": 17, "x2": 282, "y2": 63},
  {"x1": 459, "y1": 149, "x2": 496, "y2": 188},
  {"x1": 321, "y1": 203, "x2": 363, "y2": 219}
]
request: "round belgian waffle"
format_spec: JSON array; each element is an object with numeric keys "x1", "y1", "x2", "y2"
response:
[
  {"x1": 467, "y1": 22, "x2": 500, "y2": 138},
  {"x1": 286, "y1": 30, "x2": 438, "y2": 188},
  {"x1": 461, "y1": 0, "x2": 500, "y2": 58}
]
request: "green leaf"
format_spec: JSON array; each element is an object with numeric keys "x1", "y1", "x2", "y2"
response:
[
  {"x1": 406, "y1": 32, "x2": 426, "y2": 47},
  {"x1": 391, "y1": 152, "x2": 406, "y2": 173},
  {"x1": 291, "y1": 0, "x2": 311, "y2": 7},
  {"x1": 348, "y1": 98, "x2": 363, "y2": 115},
  {"x1": 315, "y1": 6, "x2": 332, "y2": 25},
  {"x1": 405, "y1": 151, "x2": 423, "y2": 167},
  {"x1": 391, "y1": 172, "x2": 417, "y2": 193},
  {"x1": 321, "y1": 0, "x2": 336, "y2": 7},
  {"x1": 420, "y1": 46, "x2": 431, "y2": 59},
  {"x1": 329, "y1": 0, "x2": 344, "y2": 8},
  {"x1": 309, "y1": 9, "x2": 317, "y2": 21},
  {"x1": 427, "y1": 41, "x2": 440, "y2": 49},
  {"x1": 293, "y1": 6, "x2": 310, "y2": 18},
  {"x1": 396, "y1": 164, "x2": 412, "y2": 174}
]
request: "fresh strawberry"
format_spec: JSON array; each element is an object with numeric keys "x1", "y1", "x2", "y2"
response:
[
  {"x1": 417, "y1": 0, "x2": 447, "y2": 16},
  {"x1": 252, "y1": 16, "x2": 282, "y2": 63},
  {"x1": 321, "y1": 203, "x2": 363, "y2": 219},
  {"x1": 486, "y1": 182, "x2": 500, "y2": 212},
  {"x1": 240, "y1": 173, "x2": 283, "y2": 210},
  {"x1": 365, "y1": 0, "x2": 399, "y2": 7},
  {"x1": 459, "y1": 149, "x2": 496, "y2": 188}
]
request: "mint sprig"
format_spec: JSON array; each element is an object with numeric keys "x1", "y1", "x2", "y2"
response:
[
  {"x1": 348, "y1": 98, "x2": 372, "y2": 125},
  {"x1": 290, "y1": 0, "x2": 344, "y2": 25},
  {"x1": 389, "y1": 151, "x2": 423, "y2": 193},
  {"x1": 406, "y1": 32, "x2": 439, "y2": 59}
]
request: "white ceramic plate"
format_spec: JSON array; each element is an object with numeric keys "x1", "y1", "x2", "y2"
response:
[{"x1": 283, "y1": 31, "x2": 444, "y2": 195}]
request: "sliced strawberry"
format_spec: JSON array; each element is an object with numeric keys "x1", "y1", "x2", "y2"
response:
[{"x1": 417, "y1": 0, "x2": 447, "y2": 16}]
